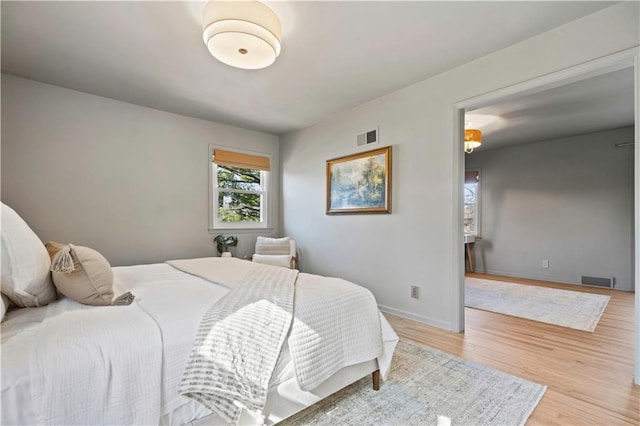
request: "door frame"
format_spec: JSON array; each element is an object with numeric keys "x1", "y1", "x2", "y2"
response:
[{"x1": 450, "y1": 46, "x2": 640, "y2": 384}]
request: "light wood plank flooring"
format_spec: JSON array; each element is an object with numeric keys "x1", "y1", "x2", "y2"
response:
[{"x1": 386, "y1": 273, "x2": 639, "y2": 425}]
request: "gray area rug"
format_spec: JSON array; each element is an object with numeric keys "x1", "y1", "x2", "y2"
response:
[
  {"x1": 281, "y1": 340, "x2": 546, "y2": 426},
  {"x1": 465, "y1": 277, "x2": 610, "y2": 332}
]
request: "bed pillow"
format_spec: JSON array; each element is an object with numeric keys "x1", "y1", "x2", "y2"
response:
[
  {"x1": 1, "y1": 294, "x2": 10, "y2": 322},
  {"x1": 47, "y1": 242, "x2": 132, "y2": 306},
  {"x1": 252, "y1": 254, "x2": 292, "y2": 269},
  {"x1": 1, "y1": 202, "x2": 57, "y2": 307},
  {"x1": 255, "y1": 236, "x2": 291, "y2": 256}
]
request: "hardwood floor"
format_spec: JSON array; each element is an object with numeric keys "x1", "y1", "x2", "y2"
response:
[{"x1": 386, "y1": 273, "x2": 639, "y2": 425}]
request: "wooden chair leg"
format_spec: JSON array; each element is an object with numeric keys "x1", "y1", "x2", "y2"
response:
[
  {"x1": 466, "y1": 243, "x2": 474, "y2": 273},
  {"x1": 372, "y1": 369, "x2": 380, "y2": 391}
]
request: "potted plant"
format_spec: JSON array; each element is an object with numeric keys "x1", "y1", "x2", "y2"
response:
[{"x1": 214, "y1": 234, "x2": 238, "y2": 257}]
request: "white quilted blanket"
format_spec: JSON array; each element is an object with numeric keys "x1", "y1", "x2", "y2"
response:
[
  {"x1": 289, "y1": 272, "x2": 383, "y2": 390},
  {"x1": 29, "y1": 297, "x2": 162, "y2": 425},
  {"x1": 168, "y1": 257, "x2": 386, "y2": 392}
]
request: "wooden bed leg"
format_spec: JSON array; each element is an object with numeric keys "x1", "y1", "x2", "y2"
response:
[{"x1": 372, "y1": 369, "x2": 380, "y2": 391}]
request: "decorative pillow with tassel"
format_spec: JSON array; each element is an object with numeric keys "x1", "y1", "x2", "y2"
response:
[{"x1": 45, "y1": 242, "x2": 134, "y2": 306}]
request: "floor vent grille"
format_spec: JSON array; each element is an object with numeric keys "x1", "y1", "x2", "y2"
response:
[{"x1": 581, "y1": 275, "x2": 614, "y2": 288}]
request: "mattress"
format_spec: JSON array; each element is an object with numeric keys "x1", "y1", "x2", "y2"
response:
[{"x1": 1, "y1": 263, "x2": 398, "y2": 425}]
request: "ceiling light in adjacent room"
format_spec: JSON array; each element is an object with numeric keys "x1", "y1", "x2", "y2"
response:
[
  {"x1": 464, "y1": 129, "x2": 482, "y2": 154},
  {"x1": 202, "y1": 0, "x2": 282, "y2": 70}
]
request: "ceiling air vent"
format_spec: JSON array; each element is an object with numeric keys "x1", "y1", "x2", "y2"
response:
[{"x1": 356, "y1": 128, "x2": 379, "y2": 146}]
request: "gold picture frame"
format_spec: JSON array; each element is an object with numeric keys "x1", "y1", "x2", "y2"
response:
[{"x1": 326, "y1": 146, "x2": 392, "y2": 215}]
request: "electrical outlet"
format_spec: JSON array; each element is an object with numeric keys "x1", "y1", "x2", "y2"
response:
[
  {"x1": 411, "y1": 286, "x2": 419, "y2": 299},
  {"x1": 542, "y1": 260, "x2": 549, "y2": 268}
]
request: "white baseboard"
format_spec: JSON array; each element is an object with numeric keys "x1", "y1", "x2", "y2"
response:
[
  {"x1": 476, "y1": 268, "x2": 577, "y2": 286},
  {"x1": 378, "y1": 304, "x2": 453, "y2": 331},
  {"x1": 475, "y1": 268, "x2": 632, "y2": 292}
]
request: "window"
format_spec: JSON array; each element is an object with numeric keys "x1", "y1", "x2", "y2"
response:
[
  {"x1": 210, "y1": 147, "x2": 270, "y2": 230},
  {"x1": 464, "y1": 170, "x2": 480, "y2": 236}
]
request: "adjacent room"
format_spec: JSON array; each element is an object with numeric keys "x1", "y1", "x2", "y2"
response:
[
  {"x1": 1, "y1": 1, "x2": 638, "y2": 425},
  {"x1": 456, "y1": 70, "x2": 637, "y2": 423},
  {"x1": 463, "y1": 68, "x2": 635, "y2": 330}
]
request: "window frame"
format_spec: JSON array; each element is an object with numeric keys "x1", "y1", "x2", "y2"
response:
[
  {"x1": 208, "y1": 145, "x2": 271, "y2": 231},
  {"x1": 464, "y1": 168, "x2": 481, "y2": 237}
]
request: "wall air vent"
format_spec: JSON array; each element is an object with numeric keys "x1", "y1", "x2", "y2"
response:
[
  {"x1": 581, "y1": 275, "x2": 614, "y2": 288},
  {"x1": 356, "y1": 128, "x2": 379, "y2": 146}
]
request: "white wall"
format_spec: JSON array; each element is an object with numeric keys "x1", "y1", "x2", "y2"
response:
[
  {"x1": 1, "y1": 75, "x2": 280, "y2": 266},
  {"x1": 466, "y1": 127, "x2": 635, "y2": 291},
  {"x1": 280, "y1": 2, "x2": 639, "y2": 329}
]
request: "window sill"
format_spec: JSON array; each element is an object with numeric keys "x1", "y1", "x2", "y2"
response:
[{"x1": 208, "y1": 228, "x2": 274, "y2": 234}]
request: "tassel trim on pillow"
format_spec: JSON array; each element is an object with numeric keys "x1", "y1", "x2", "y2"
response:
[
  {"x1": 112, "y1": 291, "x2": 135, "y2": 306},
  {"x1": 51, "y1": 245, "x2": 74, "y2": 273}
]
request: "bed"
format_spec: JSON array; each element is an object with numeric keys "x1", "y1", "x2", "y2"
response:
[{"x1": 1, "y1": 204, "x2": 398, "y2": 425}]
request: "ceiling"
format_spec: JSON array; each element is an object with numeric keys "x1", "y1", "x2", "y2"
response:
[
  {"x1": 1, "y1": 1, "x2": 616, "y2": 136},
  {"x1": 467, "y1": 67, "x2": 635, "y2": 150}
]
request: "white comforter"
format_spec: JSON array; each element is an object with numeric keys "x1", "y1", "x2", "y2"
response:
[
  {"x1": 290, "y1": 272, "x2": 385, "y2": 389},
  {"x1": 12, "y1": 297, "x2": 162, "y2": 425},
  {"x1": 1, "y1": 260, "x2": 397, "y2": 425},
  {"x1": 168, "y1": 258, "x2": 388, "y2": 391},
  {"x1": 2, "y1": 263, "x2": 229, "y2": 425}
]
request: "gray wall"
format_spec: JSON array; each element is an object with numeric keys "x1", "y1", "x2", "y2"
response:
[
  {"x1": 466, "y1": 127, "x2": 634, "y2": 291},
  {"x1": 1, "y1": 75, "x2": 280, "y2": 266},
  {"x1": 280, "y1": 3, "x2": 638, "y2": 329}
]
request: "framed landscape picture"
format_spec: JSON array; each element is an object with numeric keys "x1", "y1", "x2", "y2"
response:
[{"x1": 326, "y1": 146, "x2": 392, "y2": 214}]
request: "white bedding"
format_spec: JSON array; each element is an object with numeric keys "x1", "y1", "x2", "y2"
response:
[
  {"x1": 2, "y1": 295, "x2": 164, "y2": 425},
  {"x1": 31, "y1": 298, "x2": 162, "y2": 425},
  {"x1": 179, "y1": 264, "x2": 299, "y2": 423},
  {"x1": 289, "y1": 272, "x2": 384, "y2": 389},
  {"x1": 1, "y1": 261, "x2": 398, "y2": 425},
  {"x1": 169, "y1": 258, "x2": 388, "y2": 390},
  {"x1": 2, "y1": 264, "x2": 228, "y2": 425}
]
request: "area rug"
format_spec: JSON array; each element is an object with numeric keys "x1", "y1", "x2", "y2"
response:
[
  {"x1": 281, "y1": 339, "x2": 546, "y2": 426},
  {"x1": 465, "y1": 277, "x2": 610, "y2": 332}
]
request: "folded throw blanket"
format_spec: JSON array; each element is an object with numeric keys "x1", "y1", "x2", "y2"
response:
[{"x1": 178, "y1": 264, "x2": 298, "y2": 423}]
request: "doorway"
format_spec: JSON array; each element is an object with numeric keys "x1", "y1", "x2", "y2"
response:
[{"x1": 451, "y1": 47, "x2": 640, "y2": 384}]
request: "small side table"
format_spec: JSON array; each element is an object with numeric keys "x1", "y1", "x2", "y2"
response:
[{"x1": 464, "y1": 235, "x2": 476, "y2": 273}]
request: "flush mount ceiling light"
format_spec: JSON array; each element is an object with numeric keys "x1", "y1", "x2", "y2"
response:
[
  {"x1": 202, "y1": 0, "x2": 282, "y2": 70},
  {"x1": 464, "y1": 129, "x2": 482, "y2": 154}
]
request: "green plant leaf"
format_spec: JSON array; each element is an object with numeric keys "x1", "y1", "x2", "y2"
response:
[{"x1": 213, "y1": 234, "x2": 238, "y2": 254}]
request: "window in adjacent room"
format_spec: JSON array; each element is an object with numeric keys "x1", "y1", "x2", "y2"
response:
[
  {"x1": 210, "y1": 147, "x2": 270, "y2": 230},
  {"x1": 464, "y1": 169, "x2": 480, "y2": 236}
]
